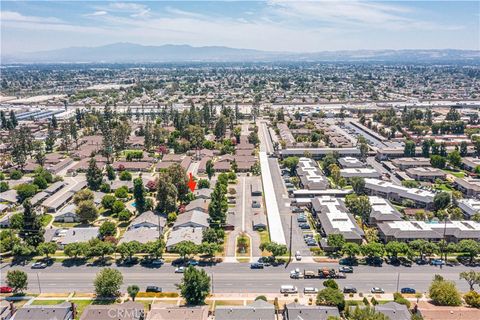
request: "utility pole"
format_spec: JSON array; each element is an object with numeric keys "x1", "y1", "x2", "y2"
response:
[
  {"x1": 211, "y1": 273, "x2": 214, "y2": 295},
  {"x1": 37, "y1": 273, "x2": 42, "y2": 294},
  {"x1": 396, "y1": 272, "x2": 400, "y2": 293}
]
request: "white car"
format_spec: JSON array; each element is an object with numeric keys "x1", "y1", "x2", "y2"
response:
[
  {"x1": 371, "y1": 287, "x2": 385, "y2": 294},
  {"x1": 175, "y1": 267, "x2": 185, "y2": 273},
  {"x1": 303, "y1": 287, "x2": 319, "y2": 294},
  {"x1": 290, "y1": 269, "x2": 304, "y2": 279},
  {"x1": 295, "y1": 251, "x2": 302, "y2": 261}
]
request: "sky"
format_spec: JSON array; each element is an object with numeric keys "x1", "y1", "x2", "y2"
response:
[{"x1": 1, "y1": 0, "x2": 479, "y2": 54}]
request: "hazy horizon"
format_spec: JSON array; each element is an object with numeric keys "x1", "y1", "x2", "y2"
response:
[{"x1": 1, "y1": 1, "x2": 479, "y2": 56}]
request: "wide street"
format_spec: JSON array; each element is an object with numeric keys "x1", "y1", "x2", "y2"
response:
[{"x1": 0, "y1": 261, "x2": 476, "y2": 294}]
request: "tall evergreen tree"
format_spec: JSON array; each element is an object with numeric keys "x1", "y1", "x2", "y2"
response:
[
  {"x1": 133, "y1": 177, "x2": 146, "y2": 213},
  {"x1": 9, "y1": 110, "x2": 17, "y2": 128},
  {"x1": 86, "y1": 158, "x2": 103, "y2": 191},
  {"x1": 9, "y1": 127, "x2": 34, "y2": 170},
  {"x1": 19, "y1": 199, "x2": 44, "y2": 247}
]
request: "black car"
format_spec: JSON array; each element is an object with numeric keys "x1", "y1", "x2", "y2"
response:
[
  {"x1": 400, "y1": 287, "x2": 416, "y2": 294},
  {"x1": 343, "y1": 286, "x2": 357, "y2": 294},
  {"x1": 250, "y1": 262, "x2": 264, "y2": 269},
  {"x1": 146, "y1": 286, "x2": 162, "y2": 293}
]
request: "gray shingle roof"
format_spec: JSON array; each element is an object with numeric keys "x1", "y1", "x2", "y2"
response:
[{"x1": 215, "y1": 299, "x2": 275, "y2": 320}]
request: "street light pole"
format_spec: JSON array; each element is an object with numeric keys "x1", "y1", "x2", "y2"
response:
[
  {"x1": 37, "y1": 273, "x2": 42, "y2": 294},
  {"x1": 395, "y1": 272, "x2": 400, "y2": 293}
]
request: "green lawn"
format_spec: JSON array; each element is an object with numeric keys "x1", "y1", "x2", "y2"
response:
[
  {"x1": 258, "y1": 230, "x2": 270, "y2": 245},
  {"x1": 70, "y1": 299, "x2": 93, "y2": 320},
  {"x1": 30, "y1": 299, "x2": 66, "y2": 305},
  {"x1": 435, "y1": 183, "x2": 453, "y2": 191},
  {"x1": 40, "y1": 214, "x2": 53, "y2": 227},
  {"x1": 443, "y1": 169, "x2": 466, "y2": 178}
]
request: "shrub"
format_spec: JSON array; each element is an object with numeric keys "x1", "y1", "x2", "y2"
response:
[
  {"x1": 363, "y1": 297, "x2": 370, "y2": 306},
  {"x1": 100, "y1": 183, "x2": 111, "y2": 193},
  {"x1": 10, "y1": 170, "x2": 23, "y2": 180},
  {"x1": 111, "y1": 200, "x2": 126, "y2": 214},
  {"x1": 119, "y1": 171, "x2": 132, "y2": 181},
  {"x1": 255, "y1": 295, "x2": 267, "y2": 302},
  {"x1": 118, "y1": 210, "x2": 132, "y2": 221},
  {"x1": 114, "y1": 187, "x2": 129, "y2": 199}
]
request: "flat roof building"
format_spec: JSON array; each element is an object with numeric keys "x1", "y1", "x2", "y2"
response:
[
  {"x1": 311, "y1": 196, "x2": 364, "y2": 245},
  {"x1": 296, "y1": 157, "x2": 329, "y2": 190}
]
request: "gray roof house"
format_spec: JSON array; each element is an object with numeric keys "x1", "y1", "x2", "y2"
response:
[
  {"x1": 374, "y1": 302, "x2": 411, "y2": 320},
  {"x1": 119, "y1": 227, "x2": 160, "y2": 244},
  {"x1": 146, "y1": 304, "x2": 208, "y2": 320},
  {"x1": 11, "y1": 302, "x2": 74, "y2": 320},
  {"x1": 0, "y1": 190, "x2": 18, "y2": 203},
  {"x1": 128, "y1": 211, "x2": 166, "y2": 231},
  {"x1": 173, "y1": 210, "x2": 209, "y2": 230},
  {"x1": 194, "y1": 188, "x2": 212, "y2": 199},
  {"x1": 184, "y1": 199, "x2": 209, "y2": 213},
  {"x1": 80, "y1": 301, "x2": 144, "y2": 320},
  {"x1": 283, "y1": 303, "x2": 340, "y2": 320},
  {"x1": 166, "y1": 227, "x2": 203, "y2": 251},
  {"x1": 215, "y1": 300, "x2": 275, "y2": 320},
  {"x1": 54, "y1": 204, "x2": 79, "y2": 223},
  {"x1": 59, "y1": 227, "x2": 99, "y2": 248},
  {"x1": 44, "y1": 181, "x2": 65, "y2": 195}
]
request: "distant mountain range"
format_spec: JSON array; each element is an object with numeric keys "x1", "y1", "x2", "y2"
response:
[{"x1": 2, "y1": 42, "x2": 479, "y2": 64}]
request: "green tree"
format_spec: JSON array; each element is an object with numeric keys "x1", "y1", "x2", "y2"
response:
[
  {"x1": 94, "y1": 268, "x2": 123, "y2": 297},
  {"x1": 447, "y1": 150, "x2": 462, "y2": 167},
  {"x1": 116, "y1": 241, "x2": 142, "y2": 261},
  {"x1": 429, "y1": 276, "x2": 461, "y2": 306},
  {"x1": 403, "y1": 140, "x2": 416, "y2": 157},
  {"x1": 347, "y1": 306, "x2": 389, "y2": 320},
  {"x1": 208, "y1": 181, "x2": 228, "y2": 227},
  {"x1": 259, "y1": 242, "x2": 287, "y2": 261},
  {"x1": 145, "y1": 239, "x2": 165, "y2": 260},
  {"x1": 111, "y1": 200, "x2": 126, "y2": 214},
  {"x1": 86, "y1": 158, "x2": 103, "y2": 190},
  {"x1": 99, "y1": 221, "x2": 117, "y2": 237},
  {"x1": 341, "y1": 242, "x2": 361, "y2": 259},
  {"x1": 433, "y1": 192, "x2": 450, "y2": 211},
  {"x1": 88, "y1": 239, "x2": 115, "y2": 260},
  {"x1": 282, "y1": 157, "x2": 299, "y2": 175},
  {"x1": 344, "y1": 194, "x2": 371, "y2": 228},
  {"x1": 76, "y1": 200, "x2": 99, "y2": 223},
  {"x1": 133, "y1": 177, "x2": 146, "y2": 213},
  {"x1": 156, "y1": 172, "x2": 178, "y2": 214},
  {"x1": 37, "y1": 242, "x2": 57, "y2": 259},
  {"x1": 174, "y1": 241, "x2": 198, "y2": 260},
  {"x1": 19, "y1": 199, "x2": 44, "y2": 247},
  {"x1": 385, "y1": 241, "x2": 408, "y2": 258},
  {"x1": 323, "y1": 279, "x2": 339, "y2": 290},
  {"x1": 9, "y1": 127, "x2": 34, "y2": 170},
  {"x1": 327, "y1": 234, "x2": 345, "y2": 251},
  {"x1": 64, "y1": 242, "x2": 88, "y2": 259},
  {"x1": 459, "y1": 270, "x2": 480, "y2": 291},
  {"x1": 119, "y1": 171, "x2": 132, "y2": 181},
  {"x1": 106, "y1": 164, "x2": 116, "y2": 180},
  {"x1": 73, "y1": 189, "x2": 94, "y2": 206},
  {"x1": 430, "y1": 155, "x2": 446, "y2": 169},
  {"x1": 350, "y1": 177, "x2": 366, "y2": 195},
  {"x1": 361, "y1": 242, "x2": 385, "y2": 259},
  {"x1": 199, "y1": 242, "x2": 221, "y2": 258},
  {"x1": 214, "y1": 115, "x2": 227, "y2": 139},
  {"x1": 457, "y1": 239, "x2": 480, "y2": 264},
  {"x1": 206, "y1": 160, "x2": 214, "y2": 180},
  {"x1": 16, "y1": 183, "x2": 38, "y2": 203},
  {"x1": 167, "y1": 164, "x2": 189, "y2": 200},
  {"x1": 316, "y1": 287, "x2": 345, "y2": 311},
  {"x1": 127, "y1": 285, "x2": 140, "y2": 301},
  {"x1": 6, "y1": 270, "x2": 28, "y2": 293},
  {"x1": 177, "y1": 266, "x2": 210, "y2": 305},
  {"x1": 101, "y1": 194, "x2": 116, "y2": 210}
]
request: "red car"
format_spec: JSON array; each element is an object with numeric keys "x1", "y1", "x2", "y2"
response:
[{"x1": 0, "y1": 286, "x2": 12, "y2": 293}]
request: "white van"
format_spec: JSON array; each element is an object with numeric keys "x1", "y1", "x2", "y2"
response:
[{"x1": 280, "y1": 285, "x2": 298, "y2": 294}]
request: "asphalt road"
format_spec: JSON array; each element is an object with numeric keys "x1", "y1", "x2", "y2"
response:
[{"x1": 1, "y1": 262, "x2": 475, "y2": 294}]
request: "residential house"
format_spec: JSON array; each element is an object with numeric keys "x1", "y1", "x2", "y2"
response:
[
  {"x1": 54, "y1": 204, "x2": 79, "y2": 223},
  {"x1": 338, "y1": 157, "x2": 365, "y2": 169},
  {"x1": 58, "y1": 227, "x2": 99, "y2": 249},
  {"x1": 80, "y1": 301, "x2": 144, "y2": 320},
  {"x1": 458, "y1": 198, "x2": 480, "y2": 218},
  {"x1": 283, "y1": 303, "x2": 340, "y2": 320},
  {"x1": 417, "y1": 301, "x2": 480, "y2": 320},
  {"x1": 374, "y1": 302, "x2": 411, "y2": 320},
  {"x1": 11, "y1": 302, "x2": 74, "y2": 320},
  {"x1": 184, "y1": 199, "x2": 209, "y2": 213},
  {"x1": 340, "y1": 168, "x2": 381, "y2": 179},
  {"x1": 405, "y1": 167, "x2": 446, "y2": 182},
  {"x1": 215, "y1": 300, "x2": 275, "y2": 320},
  {"x1": 391, "y1": 157, "x2": 431, "y2": 170},
  {"x1": 166, "y1": 227, "x2": 204, "y2": 251},
  {"x1": 368, "y1": 196, "x2": 403, "y2": 226},
  {"x1": 146, "y1": 304, "x2": 208, "y2": 320},
  {"x1": 128, "y1": 211, "x2": 166, "y2": 231},
  {"x1": 453, "y1": 177, "x2": 480, "y2": 197},
  {"x1": 172, "y1": 210, "x2": 209, "y2": 230},
  {"x1": 194, "y1": 188, "x2": 212, "y2": 199},
  {"x1": 296, "y1": 157, "x2": 328, "y2": 190},
  {"x1": 462, "y1": 157, "x2": 480, "y2": 171}
]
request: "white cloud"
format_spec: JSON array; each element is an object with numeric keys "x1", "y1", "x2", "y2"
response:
[
  {"x1": 0, "y1": 11, "x2": 64, "y2": 24},
  {"x1": 89, "y1": 11, "x2": 108, "y2": 17}
]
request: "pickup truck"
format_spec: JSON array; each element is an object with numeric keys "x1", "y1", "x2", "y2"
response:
[{"x1": 318, "y1": 267, "x2": 346, "y2": 279}]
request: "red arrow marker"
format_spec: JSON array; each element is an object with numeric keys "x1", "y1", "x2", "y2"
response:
[{"x1": 188, "y1": 173, "x2": 197, "y2": 192}]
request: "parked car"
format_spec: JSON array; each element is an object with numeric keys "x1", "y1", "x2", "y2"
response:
[
  {"x1": 371, "y1": 287, "x2": 385, "y2": 294},
  {"x1": 400, "y1": 287, "x2": 416, "y2": 294},
  {"x1": 292, "y1": 207, "x2": 304, "y2": 213},
  {"x1": 415, "y1": 258, "x2": 428, "y2": 265},
  {"x1": 339, "y1": 266, "x2": 353, "y2": 273},
  {"x1": 343, "y1": 286, "x2": 357, "y2": 294},
  {"x1": 297, "y1": 215, "x2": 307, "y2": 223},
  {"x1": 303, "y1": 287, "x2": 319, "y2": 294},
  {"x1": 175, "y1": 267, "x2": 185, "y2": 273},
  {"x1": 150, "y1": 259, "x2": 164, "y2": 267},
  {"x1": 250, "y1": 262, "x2": 264, "y2": 269},
  {"x1": 430, "y1": 259, "x2": 445, "y2": 266},
  {"x1": 146, "y1": 286, "x2": 162, "y2": 293},
  {"x1": 186, "y1": 260, "x2": 199, "y2": 266},
  {"x1": 280, "y1": 285, "x2": 298, "y2": 294},
  {"x1": 0, "y1": 286, "x2": 12, "y2": 293},
  {"x1": 31, "y1": 262, "x2": 47, "y2": 269},
  {"x1": 299, "y1": 223, "x2": 310, "y2": 230}
]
